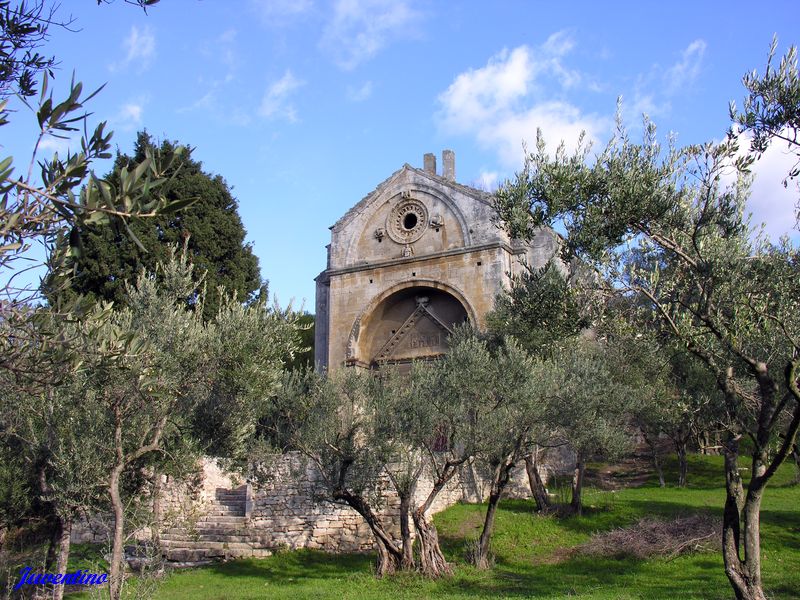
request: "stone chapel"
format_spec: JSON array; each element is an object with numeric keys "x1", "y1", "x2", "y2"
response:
[{"x1": 315, "y1": 150, "x2": 559, "y2": 370}]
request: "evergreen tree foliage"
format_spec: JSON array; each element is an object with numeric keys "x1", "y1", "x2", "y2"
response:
[{"x1": 62, "y1": 131, "x2": 263, "y2": 320}]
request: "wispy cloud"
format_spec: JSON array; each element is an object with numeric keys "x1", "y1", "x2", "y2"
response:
[
  {"x1": 474, "y1": 170, "x2": 499, "y2": 192},
  {"x1": 251, "y1": 0, "x2": 314, "y2": 24},
  {"x1": 664, "y1": 40, "x2": 706, "y2": 94},
  {"x1": 39, "y1": 135, "x2": 72, "y2": 156},
  {"x1": 320, "y1": 0, "x2": 422, "y2": 70},
  {"x1": 179, "y1": 29, "x2": 241, "y2": 117},
  {"x1": 437, "y1": 34, "x2": 608, "y2": 168},
  {"x1": 114, "y1": 99, "x2": 147, "y2": 131},
  {"x1": 347, "y1": 81, "x2": 373, "y2": 102},
  {"x1": 110, "y1": 25, "x2": 156, "y2": 73},
  {"x1": 259, "y1": 70, "x2": 305, "y2": 121},
  {"x1": 628, "y1": 39, "x2": 708, "y2": 121}
]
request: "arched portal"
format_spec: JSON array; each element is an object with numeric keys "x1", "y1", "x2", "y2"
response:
[{"x1": 346, "y1": 284, "x2": 470, "y2": 369}]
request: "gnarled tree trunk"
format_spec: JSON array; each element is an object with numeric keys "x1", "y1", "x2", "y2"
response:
[
  {"x1": 411, "y1": 460, "x2": 465, "y2": 578},
  {"x1": 411, "y1": 509, "x2": 452, "y2": 578},
  {"x1": 332, "y1": 488, "x2": 402, "y2": 577},
  {"x1": 397, "y1": 493, "x2": 414, "y2": 570},
  {"x1": 524, "y1": 451, "x2": 550, "y2": 510}
]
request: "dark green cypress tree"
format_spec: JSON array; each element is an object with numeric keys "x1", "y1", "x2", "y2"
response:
[{"x1": 59, "y1": 131, "x2": 263, "y2": 320}]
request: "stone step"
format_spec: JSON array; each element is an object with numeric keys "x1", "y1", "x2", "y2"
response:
[
  {"x1": 199, "y1": 515, "x2": 248, "y2": 524},
  {"x1": 204, "y1": 509, "x2": 245, "y2": 517},
  {"x1": 214, "y1": 501, "x2": 246, "y2": 508},
  {"x1": 163, "y1": 525, "x2": 249, "y2": 535},
  {"x1": 162, "y1": 521, "x2": 253, "y2": 535},
  {"x1": 163, "y1": 547, "x2": 272, "y2": 563},
  {"x1": 213, "y1": 500, "x2": 246, "y2": 508},
  {"x1": 162, "y1": 532, "x2": 272, "y2": 542},
  {"x1": 161, "y1": 540, "x2": 257, "y2": 551}
]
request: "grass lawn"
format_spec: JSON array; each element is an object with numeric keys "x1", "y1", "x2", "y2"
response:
[{"x1": 73, "y1": 454, "x2": 800, "y2": 599}]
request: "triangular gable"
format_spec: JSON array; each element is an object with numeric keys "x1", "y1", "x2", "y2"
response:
[{"x1": 330, "y1": 164, "x2": 493, "y2": 234}]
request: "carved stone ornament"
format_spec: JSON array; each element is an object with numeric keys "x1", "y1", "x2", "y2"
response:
[
  {"x1": 374, "y1": 227, "x2": 385, "y2": 241},
  {"x1": 386, "y1": 196, "x2": 428, "y2": 244}
]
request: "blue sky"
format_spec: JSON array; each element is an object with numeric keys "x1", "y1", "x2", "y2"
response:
[{"x1": 5, "y1": 0, "x2": 799, "y2": 307}]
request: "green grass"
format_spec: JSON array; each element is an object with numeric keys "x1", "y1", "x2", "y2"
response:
[{"x1": 73, "y1": 454, "x2": 800, "y2": 599}]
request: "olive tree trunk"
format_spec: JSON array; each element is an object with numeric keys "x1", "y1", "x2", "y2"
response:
[
  {"x1": 411, "y1": 509, "x2": 452, "y2": 578},
  {"x1": 411, "y1": 459, "x2": 466, "y2": 578},
  {"x1": 642, "y1": 431, "x2": 665, "y2": 487},
  {"x1": 720, "y1": 364, "x2": 800, "y2": 600},
  {"x1": 397, "y1": 493, "x2": 414, "y2": 570},
  {"x1": 52, "y1": 516, "x2": 72, "y2": 600},
  {"x1": 332, "y1": 488, "x2": 402, "y2": 577},
  {"x1": 523, "y1": 451, "x2": 550, "y2": 510},
  {"x1": 472, "y1": 459, "x2": 514, "y2": 569},
  {"x1": 570, "y1": 454, "x2": 585, "y2": 516},
  {"x1": 108, "y1": 465, "x2": 126, "y2": 600},
  {"x1": 676, "y1": 440, "x2": 688, "y2": 487}
]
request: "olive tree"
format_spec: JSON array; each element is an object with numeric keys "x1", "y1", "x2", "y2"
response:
[
  {"x1": 269, "y1": 368, "x2": 406, "y2": 576},
  {"x1": 493, "y1": 113, "x2": 800, "y2": 600}
]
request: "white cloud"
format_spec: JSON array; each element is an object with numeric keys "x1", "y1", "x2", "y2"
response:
[
  {"x1": 259, "y1": 70, "x2": 305, "y2": 121},
  {"x1": 347, "y1": 81, "x2": 373, "y2": 102},
  {"x1": 110, "y1": 25, "x2": 156, "y2": 73},
  {"x1": 664, "y1": 40, "x2": 706, "y2": 94},
  {"x1": 745, "y1": 138, "x2": 800, "y2": 239},
  {"x1": 437, "y1": 36, "x2": 608, "y2": 168},
  {"x1": 320, "y1": 0, "x2": 421, "y2": 70}
]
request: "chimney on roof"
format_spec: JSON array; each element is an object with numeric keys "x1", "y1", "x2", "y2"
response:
[
  {"x1": 442, "y1": 149, "x2": 455, "y2": 181},
  {"x1": 423, "y1": 152, "x2": 437, "y2": 175}
]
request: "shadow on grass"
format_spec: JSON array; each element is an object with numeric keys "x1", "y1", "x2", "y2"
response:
[{"x1": 198, "y1": 549, "x2": 373, "y2": 584}]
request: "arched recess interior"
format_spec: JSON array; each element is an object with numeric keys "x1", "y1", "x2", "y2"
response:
[{"x1": 346, "y1": 280, "x2": 475, "y2": 368}]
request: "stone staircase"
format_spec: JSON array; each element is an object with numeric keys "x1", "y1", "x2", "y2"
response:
[{"x1": 160, "y1": 486, "x2": 273, "y2": 565}]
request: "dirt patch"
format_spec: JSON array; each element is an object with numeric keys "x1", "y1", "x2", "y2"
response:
[
  {"x1": 447, "y1": 509, "x2": 485, "y2": 540},
  {"x1": 585, "y1": 443, "x2": 670, "y2": 490},
  {"x1": 576, "y1": 514, "x2": 720, "y2": 560}
]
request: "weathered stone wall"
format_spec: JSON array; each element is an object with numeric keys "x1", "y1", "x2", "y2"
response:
[{"x1": 71, "y1": 447, "x2": 574, "y2": 554}]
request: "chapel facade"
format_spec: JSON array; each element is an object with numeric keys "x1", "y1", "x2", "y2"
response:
[{"x1": 314, "y1": 150, "x2": 558, "y2": 371}]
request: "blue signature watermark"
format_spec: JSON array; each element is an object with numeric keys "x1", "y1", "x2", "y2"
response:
[{"x1": 14, "y1": 566, "x2": 108, "y2": 589}]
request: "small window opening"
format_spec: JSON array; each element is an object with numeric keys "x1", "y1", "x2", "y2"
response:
[
  {"x1": 477, "y1": 261, "x2": 482, "y2": 266},
  {"x1": 403, "y1": 213, "x2": 418, "y2": 230}
]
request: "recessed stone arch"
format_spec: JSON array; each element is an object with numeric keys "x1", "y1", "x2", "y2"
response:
[{"x1": 345, "y1": 279, "x2": 475, "y2": 368}]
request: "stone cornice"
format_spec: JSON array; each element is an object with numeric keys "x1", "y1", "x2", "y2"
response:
[{"x1": 317, "y1": 241, "x2": 526, "y2": 280}]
